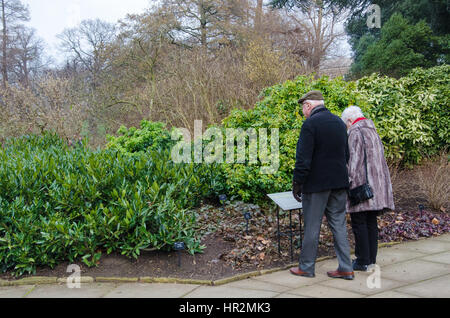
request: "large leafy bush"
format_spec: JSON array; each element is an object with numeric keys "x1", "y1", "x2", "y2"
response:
[
  {"x1": 221, "y1": 75, "x2": 362, "y2": 202},
  {"x1": 106, "y1": 120, "x2": 174, "y2": 154},
  {"x1": 221, "y1": 65, "x2": 449, "y2": 202},
  {"x1": 0, "y1": 132, "x2": 214, "y2": 276},
  {"x1": 355, "y1": 64, "x2": 449, "y2": 164}
]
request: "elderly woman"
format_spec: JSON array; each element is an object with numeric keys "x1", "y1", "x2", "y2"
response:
[{"x1": 341, "y1": 106, "x2": 395, "y2": 271}]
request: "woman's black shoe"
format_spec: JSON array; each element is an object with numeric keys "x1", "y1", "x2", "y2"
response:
[{"x1": 352, "y1": 259, "x2": 368, "y2": 271}]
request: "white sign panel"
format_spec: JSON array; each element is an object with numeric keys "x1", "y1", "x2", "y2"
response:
[{"x1": 267, "y1": 191, "x2": 302, "y2": 211}]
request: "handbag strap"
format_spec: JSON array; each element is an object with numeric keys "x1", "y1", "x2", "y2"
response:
[{"x1": 358, "y1": 127, "x2": 369, "y2": 183}]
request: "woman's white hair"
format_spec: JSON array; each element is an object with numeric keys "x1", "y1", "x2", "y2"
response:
[{"x1": 341, "y1": 105, "x2": 364, "y2": 124}]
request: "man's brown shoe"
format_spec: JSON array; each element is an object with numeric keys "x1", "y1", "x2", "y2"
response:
[
  {"x1": 290, "y1": 267, "x2": 315, "y2": 278},
  {"x1": 327, "y1": 270, "x2": 354, "y2": 280}
]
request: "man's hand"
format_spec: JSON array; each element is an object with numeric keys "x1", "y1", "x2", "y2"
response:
[{"x1": 292, "y1": 180, "x2": 302, "y2": 202}]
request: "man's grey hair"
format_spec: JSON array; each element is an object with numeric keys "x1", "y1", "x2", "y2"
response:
[
  {"x1": 304, "y1": 100, "x2": 325, "y2": 107},
  {"x1": 341, "y1": 105, "x2": 364, "y2": 124}
]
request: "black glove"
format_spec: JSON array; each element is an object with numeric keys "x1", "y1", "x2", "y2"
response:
[{"x1": 292, "y1": 180, "x2": 302, "y2": 202}]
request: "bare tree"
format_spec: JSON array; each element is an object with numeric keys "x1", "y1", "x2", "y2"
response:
[
  {"x1": 10, "y1": 26, "x2": 46, "y2": 87},
  {"x1": 0, "y1": 0, "x2": 29, "y2": 88},
  {"x1": 57, "y1": 19, "x2": 116, "y2": 86},
  {"x1": 160, "y1": 0, "x2": 249, "y2": 50},
  {"x1": 270, "y1": 0, "x2": 347, "y2": 73},
  {"x1": 255, "y1": 0, "x2": 264, "y2": 30}
]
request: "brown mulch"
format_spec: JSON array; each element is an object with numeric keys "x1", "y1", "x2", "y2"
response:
[{"x1": 1, "y1": 166, "x2": 448, "y2": 282}]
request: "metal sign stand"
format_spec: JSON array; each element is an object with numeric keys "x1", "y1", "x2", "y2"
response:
[{"x1": 267, "y1": 192, "x2": 303, "y2": 262}]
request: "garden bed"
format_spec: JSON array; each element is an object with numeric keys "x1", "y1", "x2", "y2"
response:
[{"x1": 1, "y1": 167, "x2": 448, "y2": 282}]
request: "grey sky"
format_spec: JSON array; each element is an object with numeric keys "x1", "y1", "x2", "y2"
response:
[{"x1": 22, "y1": 0, "x2": 153, "y2": 64}]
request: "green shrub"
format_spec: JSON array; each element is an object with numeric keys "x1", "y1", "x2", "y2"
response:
[
  {"x1": 221, "y1": 65, "x2": 449, "y2": 202},
  {"x1": 355, "y1": 65, "x2": 449, "y2": 164},
  {"x1": 106, "y1": 120, "x2": 174, "y2": 154},
  {"x1": 0, "y1": 132, "x2": 209, "y2": 276},
  {"x1": 107, "y1": 120, "x2": 227, "y2": 199},
  {"x1": 221, "y1": 75, "x2": 362, "y2": 202}
]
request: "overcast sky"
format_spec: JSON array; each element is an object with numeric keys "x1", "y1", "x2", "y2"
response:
[{"x1": 22, "y1": 0, "x2": 153, "y2": 65}]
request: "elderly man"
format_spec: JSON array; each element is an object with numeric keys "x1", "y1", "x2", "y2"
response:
[{"x1": 290, "y1": 90, "x2": 354, "y2": 280}]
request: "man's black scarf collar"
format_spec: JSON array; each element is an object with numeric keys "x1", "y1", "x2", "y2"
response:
[{"x1": 310, "y1": 105, "x2": 327, "y2": 117}]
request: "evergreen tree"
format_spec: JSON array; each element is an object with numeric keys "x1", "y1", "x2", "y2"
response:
[{"x1": 356, "y1": 13, "x2": 442, "y2": 77}]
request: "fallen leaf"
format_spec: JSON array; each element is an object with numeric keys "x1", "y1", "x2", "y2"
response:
[
  {"x1": 432, "y1": 218, "x2": 440, "y2": 225},
  {"x1": 440, "y1": 207, "x2": 446, "y2": 213},
  {"x1": 259, "y1": 253, "x2": 265, "y2": 260}
]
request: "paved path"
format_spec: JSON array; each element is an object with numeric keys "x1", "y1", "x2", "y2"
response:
[{"x1": 1, "y1": 234, "x2": 449, "y2": 298}]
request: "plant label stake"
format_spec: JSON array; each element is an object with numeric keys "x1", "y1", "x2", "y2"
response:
[
  {"x1": 219, "y1": 194, "x2": 227, "y2": 213},
  {"x1": 418, "y1": 204, "x2": 424, "y2": 218},
  {"x1": 244, "y1": 212, "x2": 252, "y2": 235},
  {"x1": 174, "y1": 242, "x2": 185, "y2": 267},
  {"x1": 219, "y1": 194, "x2": 227, "y2": 205}
]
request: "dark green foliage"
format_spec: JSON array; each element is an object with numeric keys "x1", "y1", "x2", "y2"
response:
[
  {"x1": 106, "y1": 120, "x2": 175, "y2": 154},
  {"x1": 221, "y1": 75, "x2": 361, "y2": 202},
  {"x1": 356, "y1": 64, "x2": 450, "y2": 163},
  {"x1": 345, "y1": 1, "x2": 449, "y2": 78},
  {"x1": 221, "y1": 65, "x2": 449, "y2": 202},
  {"x1": 354, "y1": 13, "x2": 445, "y2": 77},
  {"x1": 0, "y1": 132, "x2": 213, "y2": 276}
]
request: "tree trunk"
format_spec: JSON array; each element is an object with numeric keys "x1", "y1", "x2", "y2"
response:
[
  {"x1": 22, "y1": 56, "x2": 29, "y2": 88},
  {"x1": 255, "y1": 0, "x2": 263, "y2": 30},
  {"x1": 198, "y1": 1, "x2": 207, "y2": 51},
  {"x1": 1, "y1": 0, "x2": 8, "y2": 88},
  {"x1": 312, "y1": 2, "x2": 323, "y2": 75}
]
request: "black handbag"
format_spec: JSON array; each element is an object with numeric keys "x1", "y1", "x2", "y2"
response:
[{"x1": 348, "y1": 128, "x2": 374, "y2": 206}]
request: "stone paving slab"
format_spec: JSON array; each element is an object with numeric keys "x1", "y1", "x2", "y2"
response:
[
  {"x1": 252, "y1": 270, "x2": 332, "y2": 289},
  {"x1": 224, "y1": 278, "x2": 292, "y2": 293},
  {"x1": 287, "y1": 284, "x2": 362, "y2": 298},
  {"x1": 366, "y1": 291, "x2": 419, "y2": 298},
  {"x1": 252, "y1": 259, "x2": 337, "y2": 289},
  {"x1": 431, "y1": 234, "x2": 450, "y2": 242},
  {"x1": 0, "y1": 285, "x2": 35, "y2": 298},
  {"x1": 375, "y1": 246, "x2": 426, "y2": 266},
  {"x1": 420, "y1": 251, "x2": 450, "y2": 265},
  {"x1": 393, "y1": 239, "x2": 450, "y2": 255},
  {"x1": 25, "y1": 283, "x2": 118, "y2": 298},
  {"x1": 380, "y1": 259, "x2": 450, "y2": 283},
  {"x1": 104, "y1": 283, "x2": 200, "y2": 298},
  {"x1": 319, "y1": 271, "x2": 407, "y2": 296},
  {"x1": 395, "y1": 274, "x2": 450, "y2": 298},
  {"x1": 274, "y1": 293, "x2": 307, "y2": 298},
  {"x1": 183, "y1": 285, "x2": 279, "y2": 298}
]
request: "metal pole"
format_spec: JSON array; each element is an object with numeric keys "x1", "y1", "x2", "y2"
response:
[
  {"x1": 277, "y1": 206, "x2": 281, "y2": 255},
  {"x1": 299, "y1": 209, "x2": 302, "y2": 249},
  {"x1": 289, "y1": 210, "x2": 293, "y2": 262}
]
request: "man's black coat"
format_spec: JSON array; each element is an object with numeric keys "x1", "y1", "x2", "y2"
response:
[{"x1": 293, "y1": 106, "x2": 350, "y2": 194}]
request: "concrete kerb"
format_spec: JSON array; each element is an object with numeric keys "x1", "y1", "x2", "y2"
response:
[{"x1": 0, "y1": 241, "x2": 404, "y2": 288}]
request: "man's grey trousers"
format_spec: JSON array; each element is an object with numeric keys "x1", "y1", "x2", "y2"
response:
[{"x1": 299, "y1": 189, "x2": 353, "y2": 275}]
